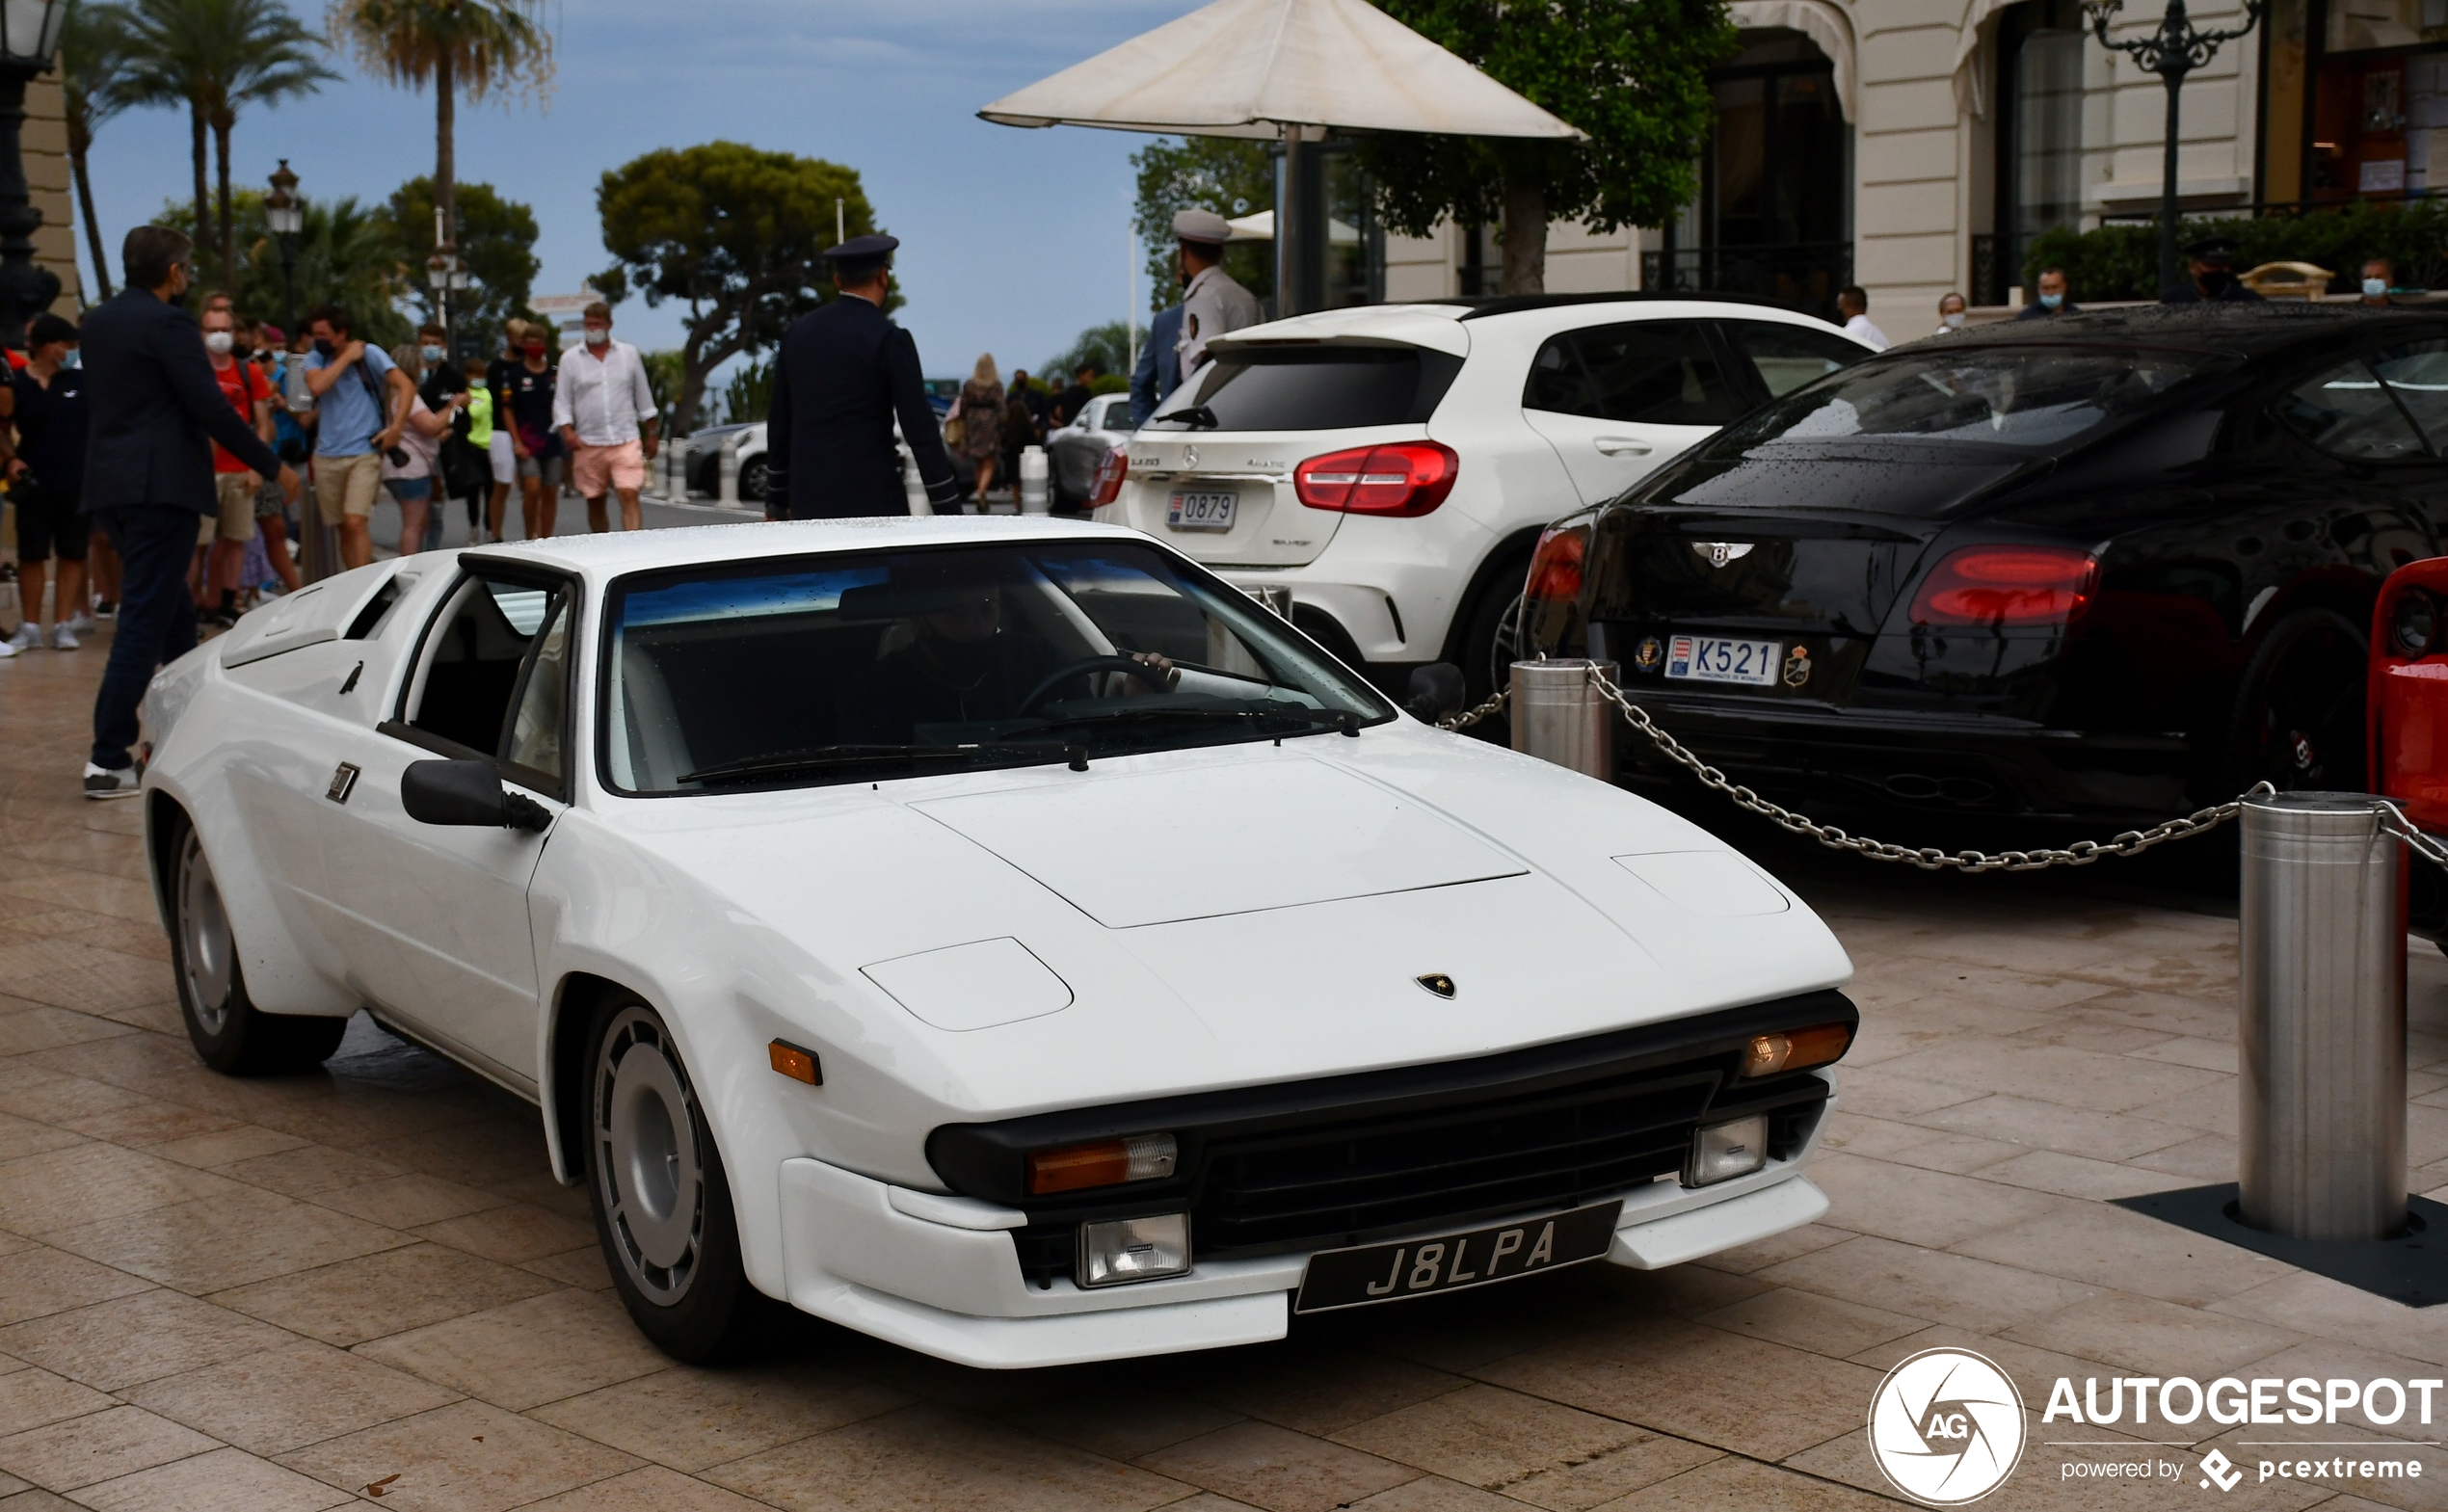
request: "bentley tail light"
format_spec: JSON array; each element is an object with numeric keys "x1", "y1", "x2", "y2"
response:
[
  {"x1": 1293, "y1": 441, "x2": 1458, "y2": 517},
  {"x1": 1524, "y1": 520, "x2": 1589, "y2": 606},
  {"x1": 1088, "y1": 445, "x2": 1129, "y2": 507},
  {"x1": 1909, "y1": 545, "x2": 2099, "y2": 627},
  {"x1": 1740, "y1": 1022, "x2": 1852, "y2": 1078},
  {"x1": 2394, "y1": 590, "x2": 2439, "y2": 658},
  {"x1": 1025, "y1": 1132, "x2": 1178, "y2": 1195}
]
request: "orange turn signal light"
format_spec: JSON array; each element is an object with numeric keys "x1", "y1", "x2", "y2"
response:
[
  {"x1": 1025, "y1": 1132, "x2": 1177, "y2": 1196},
  {"x1": 768, "y1": 1039, "x2": 821, "y2": 1085},
  {"x1": 1741, "y1": 1022, "x2": 1851, "y2": 1078}
]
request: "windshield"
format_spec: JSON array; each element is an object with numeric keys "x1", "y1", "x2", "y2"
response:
[
  {"x1": 1706, "y1": 345, "x2": 2236, "y2": 459},
  {"x1": 602, "y1": 541, "x2": 1394, "y2": 794},
  {"x1": 1148, "y1": 344, "x2": 1463, "y2": 432}
]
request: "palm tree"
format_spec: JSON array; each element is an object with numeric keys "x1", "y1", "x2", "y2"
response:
[
  {"x1": 61, "y1": 0, "x2": 136, "y2": 299},
  {"x1": 119, "y1": 0, "x2": 334, "y2": 285},
  {"x1": 328, "y1": 0, "x2": 550, "y2": 258}
]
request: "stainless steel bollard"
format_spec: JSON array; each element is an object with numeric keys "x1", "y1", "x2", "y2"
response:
[
  {"x1": 1019, "y1": 447, "x2": 1050, "y2": 516},
  {"x1": 717, "y1": 441, "x2": 739, "y2": 507},
  {"x1": 1508, "y1": 660, "x2": 1616, "y2": 780},
  {"x1": 2239, "y1": 791, "x2": 2408, "y2": 1241}
]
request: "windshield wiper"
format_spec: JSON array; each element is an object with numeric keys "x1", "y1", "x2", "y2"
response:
[
  {"x1": 1033, "y1": 704, "x2": 1344, "y2": 736},
  {"x1": 1156, "y1": 404, "x2": 1219, "y2": 430},
  {"x1": 682, "y1": 740, "x2": 1083, "y2": 785}
]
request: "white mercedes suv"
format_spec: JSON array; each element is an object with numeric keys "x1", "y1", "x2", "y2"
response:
[{"x1": 1093, "y1": 296, "x2": 1876, "y2": 701}]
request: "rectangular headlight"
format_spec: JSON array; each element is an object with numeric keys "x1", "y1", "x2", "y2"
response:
[
  {"x1": 1026, "y1": 1133, "x2": 1177, "y2": 1196},
  {"x1": 1686, "y1": 1115, "x2": 1769, "y2": 1187},
  {"x1": 1078, "y1": 1212, "x2": 1190, "y2": 1287}
]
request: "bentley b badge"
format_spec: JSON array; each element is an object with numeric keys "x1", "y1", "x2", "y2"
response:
[
  {"x1": 1692, "y1": 542, "x2": 1755, "y2": 569},
  {"x1": 1416, "y1": 973, "x2": 1456, "y2": 998}
]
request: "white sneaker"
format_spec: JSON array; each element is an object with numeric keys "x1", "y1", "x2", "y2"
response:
[
  {"x1": 82, "y1": 762, "x2": 140, "y2": 800},
  {"x1": 50, "y1": 623, "x2": 78, "y2": 650},
  {"x1": 66, "y1": 611, "x2": 94, "y2": 634},
  {"x1": 6, "y1": 623, "x2": 36, "y2": 652},
  {"x1": 0, "y1": 636, "x2": 15, "y2": 659}
]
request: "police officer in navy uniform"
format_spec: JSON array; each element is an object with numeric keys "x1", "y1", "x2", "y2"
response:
[
  {"x1": 2160, "y1": 235, "x2": 2265, "y2": 305},
  {"x1": 763, "y1": 234, "x2": 961, "y2": 519}
]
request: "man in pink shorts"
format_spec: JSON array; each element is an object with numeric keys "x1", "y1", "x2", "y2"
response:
[{"x1": 553, "y1": 300, "x2": 659, "y2": 532}]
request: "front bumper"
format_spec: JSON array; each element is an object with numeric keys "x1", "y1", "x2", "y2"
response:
[{"x1": 774, "y1": 1142, "x2": 1832, "y2": 1369}]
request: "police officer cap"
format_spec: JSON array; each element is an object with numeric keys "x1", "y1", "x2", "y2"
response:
[
  {"x1": 826, "y1": 232, "x2": 899, "y2": 267},
  {"x1": 1174, "y1": 208, "x2": 1232, "y2": 247},
  {"x1": 2183, "y1": 234, "x2": 2242, "y2": 264}
]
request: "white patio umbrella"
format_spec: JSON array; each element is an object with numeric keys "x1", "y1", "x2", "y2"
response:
[{"x1": 980, "y1": 0, "x2": 1582, "y2": 314}]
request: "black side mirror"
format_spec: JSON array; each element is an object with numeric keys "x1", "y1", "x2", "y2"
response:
[
  {"x1": 1405, "y1": 662, "x2": 1467, "y2": 723},
  {"x1": 401, "y1": 758, "x2": 552, "y2": 832}
]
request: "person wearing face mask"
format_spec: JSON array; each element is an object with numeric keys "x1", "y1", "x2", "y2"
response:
[
  {"x1": 75, "y1": 225, "x2": 299, "y2": 799},
  {"x1": 2161, "y1": 236, "x2": 2263, "y2": 305},
  {"x1": 1932, "y1": 292, "x2": 1969, "y2": 336},
  {"x1": 2016, "y1": 267, "x2": 2079, "y2": 320},
  {"x1": 302, "y1": 304, "x2": 416, "y2": 570},
  {"x1": 3, "y1": 314, "x2": 89, "y2": 655},
  {"x1": 2361, "y1": 257, "x2": 2395, "y2": 306},
  {"x1": 505, "y1": 324, "x2": 563, "y2": 539},
  {"x1": 197, "y1": 301, "x2": 276, "y2": 627},
  {"x1": 552, "y1": 301, "x2": 658, "y2": 533}
]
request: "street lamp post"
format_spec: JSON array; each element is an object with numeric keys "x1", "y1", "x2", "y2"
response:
[
  {"x1": 0, "y1": 0, "x2": 67, "y2": 350},
  {"x1": 2082, "y1": 0, "x2": 2265, "y2": 296},
  {"x1": 265, "y1": 160, "x2": 301, "y2": 337}
]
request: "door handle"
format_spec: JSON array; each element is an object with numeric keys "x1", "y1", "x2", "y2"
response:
[{"x1": 1594, "y1": 437, "x2": 1654, "y2": 457}]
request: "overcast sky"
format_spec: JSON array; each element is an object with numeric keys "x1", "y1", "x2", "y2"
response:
[{"x1": 81, "y1": 0, "x2": 1210, "y2": 382}]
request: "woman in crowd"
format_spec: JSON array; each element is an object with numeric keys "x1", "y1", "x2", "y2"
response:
[
  {"x1": 381, "y1": 344, "x2": 458, "y2": 555},
  {"x1": 954, "y1": 354, "x2": 1005, "y2": 507}
]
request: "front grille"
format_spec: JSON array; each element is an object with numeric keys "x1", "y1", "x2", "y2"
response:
[{"x1": 1195, "y1": 1068, "x2": 1716, "y2": 1253}]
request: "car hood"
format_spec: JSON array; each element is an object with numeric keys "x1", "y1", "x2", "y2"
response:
[{"x1": 603, "y1": 733, "x2": 1853, "y2": 1118}]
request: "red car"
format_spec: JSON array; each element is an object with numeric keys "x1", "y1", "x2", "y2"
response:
[{"x1": 2373, "y1": 557, "x2": 2448, "y2": 829}]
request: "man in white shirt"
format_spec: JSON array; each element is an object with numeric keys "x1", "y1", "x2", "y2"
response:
[
  {"x1": 553, "y1": 301, "x2": 659, "y2": 532},
  {"x1": 1172, "y1": 208, "x2": 1261, "y2": 377},
  {"x1": 1836, "y1": 285, "x2": 1888, "y2": 352}
]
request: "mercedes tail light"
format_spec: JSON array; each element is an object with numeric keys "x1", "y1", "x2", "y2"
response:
[
  {"x1": 1293, "y1": 441, "x2": 1458, "y2": 517},
  {"x1": 1524, "y1": 519, "x2": 1589, "y2": 607},
  {"x1": 1909, "y1": 545, "x2": 2099, "y2": 627},
  {"x1": 1088, "y1": 445, "x2": 1129, "y2": 508}
]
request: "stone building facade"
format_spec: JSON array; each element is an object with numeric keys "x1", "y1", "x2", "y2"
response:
[
  {"x1": 28, "y1": 71, "x2": 83, "y2": 313},
  {"x1": 1368, "y1": 0, "x2": 2312, "y2": 321}
]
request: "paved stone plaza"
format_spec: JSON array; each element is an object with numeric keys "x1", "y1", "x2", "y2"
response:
[{"x1": 3, "y1": 629, "x2": 2446, "y2": 1511}]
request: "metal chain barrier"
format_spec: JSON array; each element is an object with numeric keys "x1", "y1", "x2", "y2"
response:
[
  {"x1": 2380, "y1": 803, "x2": 2448, "y2": 871},
  {"x1": 1435, "y1": 663, "x2": 2276, "y2": 873}
]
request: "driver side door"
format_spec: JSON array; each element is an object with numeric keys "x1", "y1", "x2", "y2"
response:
[{"x1": 315, "y1": 567, "x2": 578, "y2": 1087}]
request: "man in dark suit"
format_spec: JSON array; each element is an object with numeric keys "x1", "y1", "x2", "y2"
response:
[
  {"x1": 1129, "y1": 305, "x2": 1184, "y2": 428},
  {"x1": 762, "y1": 234, "x2": 959, "y2": 518},
  {"x1": 79, "y1": 225, "x2": 296, "y2": 798},
  {"x1": 2161, "y1": 235, "x2": 2265, "y2": 305}
]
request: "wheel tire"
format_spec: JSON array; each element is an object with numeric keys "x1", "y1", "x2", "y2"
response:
[
  {"x1": 1456, "y1": 569, "x2": 1531, "y2": 737},
  {"x1": 167, "y1": 814, "x2": 346, "y2": 1075},
  {"x1": 584, "y1": 997, "x2": 765, "y2": 1363},
  {"x1": 2222, "y1": 606, "x2": 2369, "y2": 796},
  {"x1": 736, "y1": 458, "x2": 771, "y2": 507}
]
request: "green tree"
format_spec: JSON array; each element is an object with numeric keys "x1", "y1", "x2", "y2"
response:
[
  {"x1": 1131, "y1": 136, "x2": 1271, "y2": 313},
  {"x1": 62, "y1": 0, "x2": 138, "y2": 299},
  {"x1": 590, "y1": 141, "x2": 878, "y2": 436},
  {"x1": 639, "y1": 347, "x2": 684, "y2": 426},
  {"x1": 1359, "y1": 0, "x2": 1734, "y2": 295},
  {"x1": 161, "y1": 188, "x2": 411, "y2": 345},
  {"x1": 118, "y1": 0, "x2": 335, "y2": 286},
  {"x1": 382, "y1": 175, "x2": 539, "y2": 351},
  {"x1": 1043, "y1": 320, "x2": 1140, "y2": 381},
  {"x1": 327, "y1": 0, "x2": 553, "y2": 256},
  {"x1": 719, "y1": 357, "x2": 773, "y2": 425}
]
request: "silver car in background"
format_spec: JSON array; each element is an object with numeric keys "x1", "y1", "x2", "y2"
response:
[{"x1": 1048, "y1": 393, "x2": 1135, "y2": 510}]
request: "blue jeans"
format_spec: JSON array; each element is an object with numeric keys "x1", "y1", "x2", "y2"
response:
[{"x1": 90, "y1": 504, "x2": 201, "y2": 771}]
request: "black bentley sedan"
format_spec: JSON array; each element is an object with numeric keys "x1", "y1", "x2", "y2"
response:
[{"x1": 1520, "y1": 303, "x2": 2448, "y2": 824}]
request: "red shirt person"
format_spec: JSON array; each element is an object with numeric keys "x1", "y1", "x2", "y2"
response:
[{"x1": 200, "y1": 301, "x2": 276, "y2": 625}]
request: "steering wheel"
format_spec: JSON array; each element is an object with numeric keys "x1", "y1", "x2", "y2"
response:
[{"x1": 1019, "y1": 655, "x2": 1174, "y2": 714}]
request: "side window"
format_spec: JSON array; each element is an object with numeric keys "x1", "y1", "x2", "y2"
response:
[
  {"x1": 2372, "y1": 339, "x2": 2448, "y2": 452},
  {"x1": 2275, "y1": 358, "x2": 2430, "y2": 462},
  {"x1": 1573, "y1": 322, "x2": 1744, "y2": 426},
  {"x1": 504, "y1": 599, "x2": 571, "y2": 782},
  {"x1": 1725, "y1": 321, "x2": 1873, "y2": 399},
  {"x1": 402, "y1": 573, "x2": 572, "y2": 767},
  {"x1": 1525, "y1": 334, "x2": 1601, "y2": 417}
]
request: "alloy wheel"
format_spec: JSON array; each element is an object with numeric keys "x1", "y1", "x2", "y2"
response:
[
  {"x1": 594, "y1": 1006, "x2": 707, "y2": 1306},
  {"x1": 176, "y1": 831, "x2": 234, "y2": 1036},
  {"x1": 2248, "y1": 616, "x2": 2366, "y2": 792}
]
